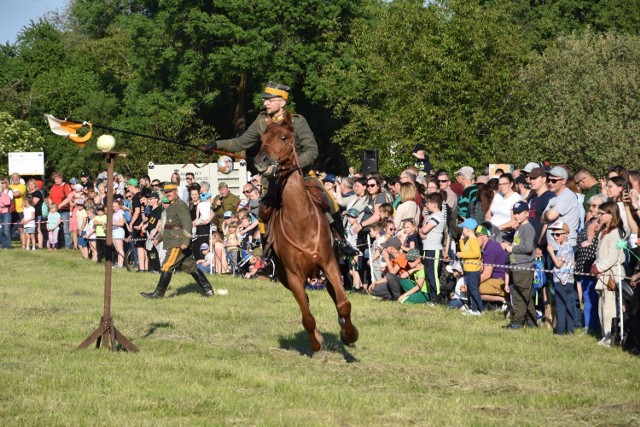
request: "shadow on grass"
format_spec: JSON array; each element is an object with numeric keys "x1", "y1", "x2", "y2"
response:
[
  {"x1": 278, "y1": 330, "x2": 358, "y2": 363},
  {"x1": 143, "y1": 322, "x2": 174, "y2": 338},
  {"x1": 172, "y1": 283, "x2": 202, "y2": 297}
]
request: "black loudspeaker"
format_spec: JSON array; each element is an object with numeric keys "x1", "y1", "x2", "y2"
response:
[{"x1": 361, "y1": 149, "x2": 378, "y2": 174}]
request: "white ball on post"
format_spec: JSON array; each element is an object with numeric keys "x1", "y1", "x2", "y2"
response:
[{"x1": 96, "y1": 134, "x2": 116, "y2": 152}]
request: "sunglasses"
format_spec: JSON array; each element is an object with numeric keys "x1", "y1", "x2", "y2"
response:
[
  {"x1": 367, "y1": 183, "x2": 377, "y2": 188},
  {"x1": 243, "y1": 190, "x2": 252, "y2": 194},
  {"x1": 551, "y1": 232, "x2": 566, "y2": 237},
  {"x1": 438, "y1": 179, "x2": 449, "y2": 183},
  {"x1": 548, "y1": 178, "x2": 563, "y2": 183},
  {"x1": 387, "y1": 227, "x2": 395, "y2": 231}
]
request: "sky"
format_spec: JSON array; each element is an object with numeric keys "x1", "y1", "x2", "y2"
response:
[{"x1": 0, "y1": 0, "x2": 67, "y2": 44}]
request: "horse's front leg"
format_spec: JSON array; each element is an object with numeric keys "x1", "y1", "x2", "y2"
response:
[
  {"x1": 284, "y1": 270, "x2": 326, "y2": 359},
  {"x1": 322, "y1": 261, "x2": 359, "y2": 346}
]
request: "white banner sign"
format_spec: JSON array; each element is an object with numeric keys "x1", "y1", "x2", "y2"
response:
[{"x1": 8, "y1": 152, "x2": 45, "y2": 175}]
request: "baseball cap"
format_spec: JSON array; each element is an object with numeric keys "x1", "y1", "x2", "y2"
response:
[
  {"x1": 381, "y1": 237, "x2": 401, "y2": 250},
  {"x1": 475, "y1": 225, "x2": 490, "y2": 236},
  {"x1": 323, "y1": 174, "x2": 336, "y2": 184},
  {"x1": 200, "y1": 243, "x2": 210, "y2": 251},
  {"x1": 547, "y1": 166, "x2": 568, "y2": 180},
  {"x1": 127, "y1": 178, "x2": 140, "y2": 187},
  {"x1": 455, "y1": 166, "x2": 474, "y2": 180},
  {"x1": 512, "y1": 201, "x2": 530, "y2": 213},
  {"x1": 200, "y1": 192, "x2": 212, "y2": 201},
  {"x1": 69, "y1": 178, "x2": 78, "y2": 185},
  {"x1": 74, "y1": 184, "x2": 83, "y2": 191},
  {"x1": 223, "y1": 210, "x2": 233, "y2": 219},
  {"x1": 147, "y1": 192, "x2": 159, "y2": 199},
  {"x1": 548, "y1": 221, "x2": 570, "y2": 232},
  {"x1": 345, "y1": 208, "x2": 360, "y2": 218},
  {"x1": 218, "y1": 181, "x2": 228, "y2": 189},
  {"x1": 162, "y1": 196, "x2": 170, "y2": 203},
  {"x1": 528, "y1": 167, "x2": 546, "y2": 179},
  {"x1": 406, "y1": 248, "x2": 421, "y2": 261},
  {"x1": 458, "y1": 218, "x2": 478, "y2": 230},
  {"x1": 446, "y1": 262, "x2": 464, "y2": 274},
  {"x1": 80, "y1": 170, "x2": 89, "y2": 177},
  {"x1": 522, "y1": 162, "x2": 539, "y2": 173}
]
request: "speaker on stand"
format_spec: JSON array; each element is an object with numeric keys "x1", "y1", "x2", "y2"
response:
[{"x1": 361, "y1": 149, "x2": 378, "y2": 174}]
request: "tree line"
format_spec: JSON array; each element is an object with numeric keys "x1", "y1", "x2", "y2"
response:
[{"x1": 1, "y1": 0, "x2": 639, "y2": 179}]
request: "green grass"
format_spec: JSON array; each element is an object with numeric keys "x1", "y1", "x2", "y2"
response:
[{"x1": 1, "y1": 249, "x2": 639, "y2": 426}]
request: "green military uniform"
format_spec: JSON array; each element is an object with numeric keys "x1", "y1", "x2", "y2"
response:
[
  {"x1": 156, "y1": 197, "x2": 196, "y2": 274},
  {"x1": 216, "y1": 111, "x2": 319, "y2": 169},
  {"x1": 212, "y1": 191, "x2": 240, "y2": 231}
]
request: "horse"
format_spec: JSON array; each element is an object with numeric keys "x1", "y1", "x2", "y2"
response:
[{"x1": 254, "y1": 120, "x2": 359, "y2": 359}]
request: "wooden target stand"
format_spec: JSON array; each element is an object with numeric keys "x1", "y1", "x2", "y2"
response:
[{"x1": 77, "y1": 152, "x2": 138, "y2": 352}]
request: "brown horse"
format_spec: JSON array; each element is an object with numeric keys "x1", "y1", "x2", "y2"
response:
[{"x1": 254, "y1": 120, "x2": 359, "y2": 359}]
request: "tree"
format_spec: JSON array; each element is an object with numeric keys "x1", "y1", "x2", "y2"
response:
[
  {"x1": 318, "y1": 0, "x2": 530, "y2": 174},
  {"x1": 510, "y1": 31, "x2": 640, "y2": 175}
]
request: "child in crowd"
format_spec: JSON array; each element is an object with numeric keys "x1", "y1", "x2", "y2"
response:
[
  {"x1": 399, "y1": 219, "x2": 419, "y2": 253},
  {"x1": 46, "y1": 202, "x2": 62, "y2": 250},
  {"x1": 369, "y1": 223, "x2": 386, "y2": 282},
  {"x1": 421, "y1": 191, "x2": 446, "y2": 303},
  {"x1": 237, "y1": 215, "x2": 255, "y2": 251},
  {"x1": 398, "y1": 248, "x2": 429, "y2": 303},
  {"x1": 197, "y1": 243, "x2": 214, "y2": 274},
  {"x1": 225, "y1": 221, "x2": 240, "y2": 272},
  {"x1": 244, "y1": 247, "x2": 267, "y2": 279},
  {"x1": 501, "y1": 201, "x2": 537, "y2": 329},
  {"x1": 456, "y1": 218, "x2": 483, "y2": 315},
  {"x1": 378, "y1": 203, "x2": 394, "y2": 223},
  {"x1": 22, "y1": 197, "x2": 36, "y2": 250},
  {"x1": 547, "y1": 221, "x2": 576, "y2": 335},
  {"x1": 84, "y1": 207, "x2": 97, "y2": 261},
  {"x1": 446, "y1": 262, "x2": 468, "y2": 309},
  {"x1": 344, "y1": 208, "x2": 363, "y2": 290},
  {"x1": 75, "y1": 199, "x2": 89, "y2": 259},
  {"x1": 94, "y1": 204, "x2": 107, "y2": 262}
]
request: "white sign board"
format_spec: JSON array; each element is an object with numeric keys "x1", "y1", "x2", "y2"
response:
[
  {"x1": 148, "y1": 159, "x2": 250, "y2": 198},
  {"x1": 8, "y1": 152, "x2": 45, "y2": 175}
]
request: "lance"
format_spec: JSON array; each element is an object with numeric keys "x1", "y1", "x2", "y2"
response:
[{"x1": 44, "y1": 114, "x2": 246, "y2": 160}]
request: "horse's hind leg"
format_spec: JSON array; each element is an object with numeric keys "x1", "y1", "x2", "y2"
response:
[
  {"x1": 285, "y1": 271, "x2": 326, "y2": 359},
  {"x1": 322, "y1": 261, "x2": 359, "y2": 346}
]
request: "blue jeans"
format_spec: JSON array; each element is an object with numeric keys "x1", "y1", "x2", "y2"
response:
[
  {"x1": 465, "y1": 270, "x2": 483, "y2": 312},
  {"x1": 0, "y1": 212, "x2": 11, "y2": 248},
  {"x1": 554, "y1": 280, "x2": 576, "y2": 335},
  {"x1": 581, "y1": 277, "x2": 599, "y2": 333},
  {"x1": 60, "y1": 211, "x2": 71, "y2": 248}
]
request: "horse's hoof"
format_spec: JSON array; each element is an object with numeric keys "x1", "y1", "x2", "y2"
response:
[{"x1": 340, "y1": 326, "x2": 359, "y2": 346}]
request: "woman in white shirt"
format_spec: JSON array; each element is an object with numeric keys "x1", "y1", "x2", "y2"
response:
[{"x1": 487, "y1": 173, "x2": 522, "y2": 239}]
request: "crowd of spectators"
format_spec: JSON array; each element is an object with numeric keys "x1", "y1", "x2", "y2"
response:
[{"x1": 1, "y1": 149, "x2": 640, "y2": 352}]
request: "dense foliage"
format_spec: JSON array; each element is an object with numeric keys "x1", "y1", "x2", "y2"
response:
[{"x1": 0, "y1": 0, "x2": 639, "y2": 178}]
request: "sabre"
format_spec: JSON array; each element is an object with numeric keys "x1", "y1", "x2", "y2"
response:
[{"x1": 44, "y1": 114, "x2": 246, "y2": 160}]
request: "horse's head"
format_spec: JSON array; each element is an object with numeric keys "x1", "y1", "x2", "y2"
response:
[{"x1": 254, "y1": 119, "x2": 298, "y2": 178}]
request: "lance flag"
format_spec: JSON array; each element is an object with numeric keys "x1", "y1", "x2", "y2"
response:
[{"x1": 45, "y1": 114, "x2": 93, "y2": 148}]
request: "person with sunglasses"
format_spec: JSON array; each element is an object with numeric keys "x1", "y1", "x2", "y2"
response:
[
  {"x1": 437, "y1": 171, "x2": 458, "y2": 211},
  {"x1": 573, "y1": 169, "x2": 601, "y2": 211},
  {"x1": 542, "y1": 166, "x2": 581, "y2": 251},
  {"x1": 547, "y1": 221, "x2": 576, "y2": 335}
]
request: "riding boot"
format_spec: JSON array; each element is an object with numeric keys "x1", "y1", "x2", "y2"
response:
[
  {"x1": 140, "y1": 271, "x2": 172, "y2": 299},
  {"x1": 330, "y1": 212, "x2": 360, "y2": 257},
  {"x1": 191, "y1": 269, "x2": 214, "y2": 297}
]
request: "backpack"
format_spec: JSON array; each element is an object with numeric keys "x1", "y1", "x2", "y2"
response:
[
  {"x1": 533, "y1": 257, "x2": 546, "y2": 290},
  {"x1": 41, "y1": 201, "x2": 49, "y2": 219}
]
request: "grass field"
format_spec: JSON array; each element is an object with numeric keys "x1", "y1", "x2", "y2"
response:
[{"x1": 1, "y1": 248, "x2": 639, "y2": 426}]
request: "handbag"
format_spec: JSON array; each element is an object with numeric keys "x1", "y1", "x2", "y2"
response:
[{"x1": 606, "y1": 275, "x2": 617, "y2": 291}]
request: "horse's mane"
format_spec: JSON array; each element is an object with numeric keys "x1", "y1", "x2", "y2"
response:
[{"x1": 265, "y1": 110, "x2": 294, "y2": 133}]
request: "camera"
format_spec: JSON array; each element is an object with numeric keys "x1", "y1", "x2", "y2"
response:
[{"x1": 148, "y1": 161, "x2": 155, "y2": 169}]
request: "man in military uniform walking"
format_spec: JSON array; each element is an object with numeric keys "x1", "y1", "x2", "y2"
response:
[
  {"x1": 140, "y1": 183, "x2": 214, "y2": 298},
  {"x1": 200, "y1": 81, "x2": 358, "y2": 259}
]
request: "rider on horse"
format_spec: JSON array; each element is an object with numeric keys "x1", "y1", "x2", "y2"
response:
[{"x1": 200, "y1": 81, "x2": 359, "y2": 271}]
